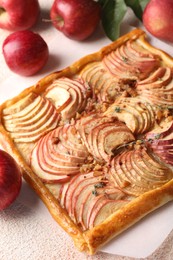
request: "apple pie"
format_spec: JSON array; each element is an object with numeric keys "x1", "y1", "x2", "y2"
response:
[{"x1": 0, "y1": 28, "x2": 173, "y2": 255}]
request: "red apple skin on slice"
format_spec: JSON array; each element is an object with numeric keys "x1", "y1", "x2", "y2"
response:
[
  {"x1": 145, "y1": 121, "x2": 173, "y2": 166},
  {"x1": 45, "y1": 77, "x2": 92, "y2": 120},
  {"x1": 102, "y1": 39, "x2": 160, "y2": 80},
  {"x1": 2, "y1": 93, "x2": 61, "y2": 143},
  {"x1": 108, "y1": 146, "x2": 173, "y2": 196},
  {"x1": 30, "y1": 121, "x2": 90, "y2": 183},
  {"x1": 58, "y1": 170, "x2": 131, "y2": 231}
]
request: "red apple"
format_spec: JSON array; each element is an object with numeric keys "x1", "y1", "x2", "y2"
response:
[
  {"x1": 0, "y1": 149, "x2": 22, "y2": 210},
  {"x1": 50, "y1": 0, "x2": 101, "y2": 41},
  {"x1": 0, "y1": 0, "x2": 40, "y2": 31},
  {"x1": 2, "y1": 30, "x2": 49, "y2": 76},
  {"x1": 143, "y1": 0, "x2": 173, "y2": 42}
]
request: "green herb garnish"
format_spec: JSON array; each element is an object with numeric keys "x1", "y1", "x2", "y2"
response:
[
  {"x1": 92, "y1": 190, "x2": 98, "y2": 196},
  {"x1": 115, "y1": 106, "x2": 121, "y2": 113},
  {"x1": 94, "y1": 182, "x2": 105, "y2": 189}
]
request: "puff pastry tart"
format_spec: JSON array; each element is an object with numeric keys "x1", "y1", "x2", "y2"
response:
[{"x1": 1, "y1": 28, "x2": 173, "y2": 255}]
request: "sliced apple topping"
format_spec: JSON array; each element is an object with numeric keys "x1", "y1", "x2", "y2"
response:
[
  {"x1": 136, "y1": 67, "x2": 173, "y2": 106},
  {"x1": 109, "y1": 147, "x2": 173, "y2": 196},
  {"x1": 80, "y1": 61, "x2": 121, "y2": 103},
  {"x1": 76, "y1": 113, "x2": 135, "y2": 162},
  {"x1": 102, "y1": 39, "x2": 160, "y2": 80},
  {"x1": 30, "y1": 122, "x2": 90, "y2": 183},
  {"x1": 2, "y1": 93, "x2": 60, "y2": 143},
  {"x1": 45, "y1": 77, "x2": 92, "y2": 120},
  {"x1": 104, "y1": 97, "x2": 156, "y2": 134},
  {"x1": 58, "y1": 171, "x2": 130, "y2": 230},
  {"x1": 145, "y1": 121, "x2": 173, "y2": 166},
  {"x1": 2, "y1": 92, "x2": 38, "y2": 116}
]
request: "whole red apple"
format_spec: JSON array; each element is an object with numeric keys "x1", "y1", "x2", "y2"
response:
[
  {"x1": 0, "y1": 0, "x2": 40, "y2": 31},
  {"x1": 50, "y1": 0, "x2": 101, "y2": 41},
  {"x1": 2, "y1": 30, "x2": 49, "y2": 76},
  {"x1": 0, "y1": 149, "x2": 22, "y2": 210},
  {"x1": 143, "y1": 0, "x2": 173, "y2": 42}
]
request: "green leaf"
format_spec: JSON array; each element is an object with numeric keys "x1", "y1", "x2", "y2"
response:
[
  {"x1": 101, "y1": 0, "x2": 127, "y2": 41},
  {"x1": 139, "y1": 0, "x2": 150, "y2": 10},
  {"x1": 125, "y1": 0, "x2": 150, "y2": 20},
  {"x1": 125, "y1": 0, "x2": 143, "y2": 20}
]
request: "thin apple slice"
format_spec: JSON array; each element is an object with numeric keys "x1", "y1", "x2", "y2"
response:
[
  {"x1": 92, "y1": 122, "x2": 134, "y2": 162},
  {"x1": 3, "y1": 93, "x2": 60, "y2": 143},
  {"x1": 45, "y1": 77, "x2": 92, "y2": 120},
  {"x1": 104, "y1": 101, "x2": 139, "y2": 134},
  {"x1": 80, "y1": 62, "x2": 103, "y2": 89},
  {"x1": 55, "y1": 78, "x2": 83, "y2": 113},
  {"x1": 103, "y1": 39, "x2": 160, "y2": 80},
  {"x1": 127, "y1": 40, "x2": 158, "y2": 57},
  {"x1": 119, "y1": 43, "x2": 160, "y2": 79},
  {"x1": 10, "y1": 99, "x2": 60, "y2": 143},
  {"x1": 136, "y1": 69, "x2": 173, "y2": 106},
  {"x1": 88, "y1": 199, "x2": 129, "y2": 229},
  {"x1": 137, "y1": 67, "x2": 171, "y2": 88},
  {"x1": 58, "y1": 123, "x2": 89, "y2": 158},
  {"x1": 38, "y1": 134, "x2": 82, "y2": 172},
  {"x1": 121, "y1": 98, "x2": 152, "y2": 134},
  {"x1": 90, "y1": 123, "x2": 118, "y2": 161},
  {"x1": 3, "y1": 95, "x2": 44, "y2": 125},
  {"x1": 98, "y1": 76, "x2": 122, "y2": 103},
  {"x1": 80, "y1": 61, "x2": 120, "y2": 103},
  {"x1": 132, "y1": 148, "x2": 172, "y2": 186},
  {"x1": 110, "y1": 152, "x2": 135, "y2": 191},
  {"x1": 102, "y1": 50, "x2": 130, "y2": 78},
  {"x1": 139, "y1": 89, "x2": 173, "y2": 106},
  {"x1": 71, "y1": 177, "x2": 109, "y2": 224},
  {"x1": 108, "y1": 145, "x2": 173, "y2": 196},
  {"x1": 2, "y1": 92, "x2": 38, "y2": 116},
  {"x1": 30, "y1": 142, "x2": 71, "y2": 183},
  {"x1": 44, "y1": 127, "x2": 87, "y2": 164},
  {"x1": 109, "y1": 151, "x2": 144, "y2": 197},
  {"x1": 63, "y1": 172, "x2": 102, "y2": 221},
  {"x1": 30, "y1": 121, "x2": 90, "y2": 183},
  {"x1": 5, "y1": 98, "x2": 51, "y2": 132},
  {"x1": 136, "y1": 68, "x2": 172, "y2": 93},
  {"x1": 145, "y1": 121, "x2": 173, "y2": 166},
  {"x1": 76, "y1": 113, "x2": 113, "y2": 155},
  {"x1": 104, "y1": 97, "x2": 156, "y2": 134},
  {"x1": 127, "y1": 97, "x2": 155, "y2": 133},
  {"x1": 44, "y1": 85, "x2": 72, "y2": 112},
  {"x1": 139, "y1": 149, "x2": 172, "y2": 182},
  {"x1": 85, "y1": 182, "x2": 129, "y2": 229},
  {"x1": 79, "y1": 185, "x2": 100, "y2": 229}
]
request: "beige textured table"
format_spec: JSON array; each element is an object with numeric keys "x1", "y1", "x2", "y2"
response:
[{"x1": 0, "y1": 1, "x2": 173, "y2": 259}]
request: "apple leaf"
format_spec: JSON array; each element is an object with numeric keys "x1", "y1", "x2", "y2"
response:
[
  {"x1": 125, "y1": 0, "x2": 143, "y2": 20},
  {"x1": 138, "y1": 0, "x2": 150, "y2": 10},
  {"x1": 100, "y1": 0, "x2": 127, "y2": 41},
  {"x1": 124, "y1": 0, "x2": 150, "y2": 20}
]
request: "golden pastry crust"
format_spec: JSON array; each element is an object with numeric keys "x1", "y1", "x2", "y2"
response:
[{"x1": 1, "y1": 28, "x2": 173, "y2": 255}]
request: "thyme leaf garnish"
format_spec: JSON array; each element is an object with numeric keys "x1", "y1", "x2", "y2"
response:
[
  {"x1": 92, "y1": 190, "x2": 98, "y2": 196},
  {"x1": 94, "y1": 182, "x2": 106, "y2": 189},
  {"x1": 154, "y1": 133, "x2": 161, "y2": 139},
  {"x1": 122, "y1": 56, "x2": 128, "y2": 63},
  {"x1": 115, "y1": 106, "x2": 121, "y2": 113}
]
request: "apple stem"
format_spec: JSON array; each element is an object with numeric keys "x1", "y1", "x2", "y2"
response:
[
  {"x1": 0, "y1": 7, "x2": 5, "y2": 15},
  {"x1": 42, "y1": 18, "x2": 52, "y2": 23}
]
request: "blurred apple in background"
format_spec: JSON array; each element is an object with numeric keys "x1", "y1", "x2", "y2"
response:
[
  {"x1": 143, "y1": 0, "x2": 173, "y2": 42},
  {"x1": 2, "y1": 30, "x2": 49, "y2": 76},
  {"x1": 0, "y1": 0, "x2": 40, "y2": 31},
  {"x1": 50, "y1": 0, "x2": 101, "y2": 41},
  {"x1": 0, "y1": 149, "x2": 22, "y2": 210}
]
